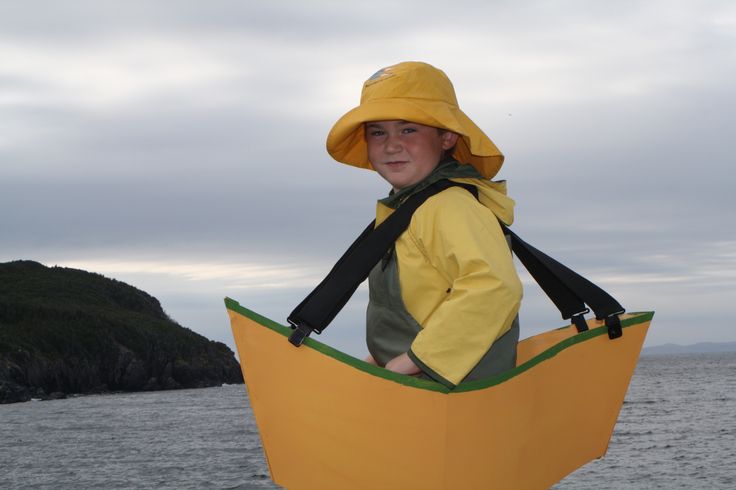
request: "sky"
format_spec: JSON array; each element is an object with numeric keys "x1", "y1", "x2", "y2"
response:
[{"x1": 1, "y1": 0, "x2": 734, "y2": 358}]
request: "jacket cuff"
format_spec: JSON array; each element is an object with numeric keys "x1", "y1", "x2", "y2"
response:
[{"x1": 407, "y1": 349, "x2": 456, "y2": 389}]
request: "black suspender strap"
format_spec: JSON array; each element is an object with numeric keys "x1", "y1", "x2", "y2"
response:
[
  {"x1": 500, "y1": 225, "x2": 625, "y2": 339},
  {"x1": 287, "y1": 179, "x2": 463, "y2": 345},
  {"x1": 287, "y1": 179, "x2": 625, "y2": 345}
]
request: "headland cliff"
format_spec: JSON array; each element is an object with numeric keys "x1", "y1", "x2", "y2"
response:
[{"x1": 0, "y1": 260, "x2": 242, "y2": 404}]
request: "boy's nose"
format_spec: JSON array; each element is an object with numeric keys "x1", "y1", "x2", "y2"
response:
[{"x1": 385, "y1": 134, "x2": 402, "y2": 153}]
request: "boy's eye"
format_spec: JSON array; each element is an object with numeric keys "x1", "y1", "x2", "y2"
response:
[
  {"x1": 368, "y1": 129, "x2": 385, "y2": 137},
  {"x1": 401, "y1": 127, "x2": 417, "y2": 134}
]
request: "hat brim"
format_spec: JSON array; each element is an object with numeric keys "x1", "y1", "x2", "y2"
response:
[{"x1": 327, "y1": 99, "x2": 504, "y2": 179}]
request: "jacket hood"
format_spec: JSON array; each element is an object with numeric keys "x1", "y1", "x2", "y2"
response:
[{"x1": 451, "y1": 177, "x2": 515, "y2": 226}]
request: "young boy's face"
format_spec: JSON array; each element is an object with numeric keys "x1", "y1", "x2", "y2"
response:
[{"x1": 366, "y1": 120, "x2": 458, "y2": 192}]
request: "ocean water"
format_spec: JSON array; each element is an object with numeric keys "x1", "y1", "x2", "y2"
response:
[{"x1": 1, "y1": 352, "x2": 734, "y2": 489}]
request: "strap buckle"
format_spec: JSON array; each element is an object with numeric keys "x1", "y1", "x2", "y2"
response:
[
  {"x1": 605, "y1": 310, "x2": 626, "y2": 340},
  {"x1": 287, "y1": 319, "x2": 313, "y2": 347},
  {"x1": 570, "y1": 309, "x2": 590, "y2": 333}
]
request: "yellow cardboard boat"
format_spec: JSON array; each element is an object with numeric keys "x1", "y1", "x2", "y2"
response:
[{"x1": 226, "y1": 297, "x2": 653, "y2": 490}]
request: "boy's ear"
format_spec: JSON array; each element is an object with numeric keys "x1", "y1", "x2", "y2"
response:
[{"x1": 441, "y1": 131, "x2": 460, "y2": 150}]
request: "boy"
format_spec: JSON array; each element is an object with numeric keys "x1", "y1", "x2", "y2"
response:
[{"x1": 326, "y1": 62, "x2": 522, "y2": 388}]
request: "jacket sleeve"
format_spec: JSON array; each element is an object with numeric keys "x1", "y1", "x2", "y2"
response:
[{"x1": 406, "y1": 189, "x2": 522, "y2": 387}]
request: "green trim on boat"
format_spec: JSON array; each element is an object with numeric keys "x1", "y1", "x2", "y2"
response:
[
  {"x1": 225, "y1": 297, "x2": 653, "y2": 395},
  {"x1": 454, "y1": 311, "x2": 655, "y2": 393}
]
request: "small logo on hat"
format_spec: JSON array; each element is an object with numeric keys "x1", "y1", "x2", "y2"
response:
[{"x1": 365, "y1": 66, "x2": 396, "y2": 86}]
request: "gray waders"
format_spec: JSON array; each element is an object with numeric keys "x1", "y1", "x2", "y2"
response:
[{"x1": 366, "y1": 247, "x2": 520, "y2": 386}]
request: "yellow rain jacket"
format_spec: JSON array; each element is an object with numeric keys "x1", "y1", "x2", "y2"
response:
[{"x1": 367, "y1": 163, "x2": 523, "y2": 388}]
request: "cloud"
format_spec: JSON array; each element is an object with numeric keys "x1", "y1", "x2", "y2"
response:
[
  {"x1": 1, "y1": 0, "x2": 735, "y2": 352},
  {"x1": 56, "y1": 258, "x2": 327, "y2": 291}
]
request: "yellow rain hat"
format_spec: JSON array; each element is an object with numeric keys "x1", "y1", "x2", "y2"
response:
[{"x1": 327, "y1": 61, "x2": 504, "y2": 179}]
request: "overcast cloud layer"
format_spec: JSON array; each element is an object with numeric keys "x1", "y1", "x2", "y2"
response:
[{"x1": 1, "y1": 0, "x2": 734, "y2": 356}]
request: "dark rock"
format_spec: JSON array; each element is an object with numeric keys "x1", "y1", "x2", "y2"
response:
[
  {"x1": 143, "y1": 377, "x2": 159, "y2": 391},
  {"x1": 0, "y1": 380, "x2": 32, "y2": 404},
  {"x1": 162, "y1": 377, "x2": 181, "y2": 390}
]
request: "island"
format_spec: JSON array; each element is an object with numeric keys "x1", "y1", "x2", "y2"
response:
[{"x1": 0, "y1": 260, "x2": 243, "y2": 404}]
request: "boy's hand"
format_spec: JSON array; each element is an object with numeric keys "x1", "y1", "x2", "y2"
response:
[{"x1": 385, "y1": 352, "x2": 421, "y2": 375}]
